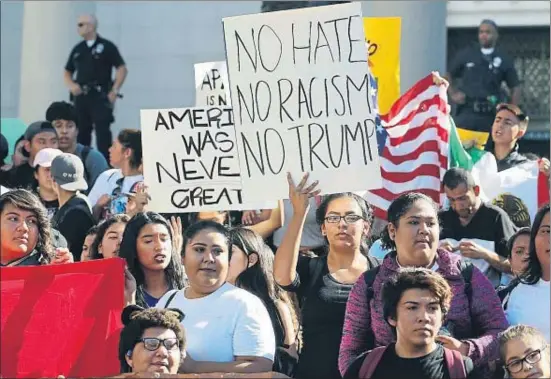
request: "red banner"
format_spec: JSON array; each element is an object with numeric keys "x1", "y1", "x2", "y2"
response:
[{"x1": 1, "y1": 258, "x2": 125, "y2": 378}]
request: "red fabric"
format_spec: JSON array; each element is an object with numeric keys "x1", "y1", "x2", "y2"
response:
[
  {"x1": 537, "y1": 159, "x2": 550, "y2": 208},
  {"x1": 0, "y1": 258, "x2": 125, "y2": 378}
]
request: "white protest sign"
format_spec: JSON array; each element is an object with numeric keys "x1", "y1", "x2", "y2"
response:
[
  {"x1": 223, "y1": 2, "x2": 382, "y2": 202},
  {"x1": 140, "y1": 106, "x2": 276, "y2": 213},
  {"x1": 195, "y1": 62, "x2": 231, "y2": 106}
]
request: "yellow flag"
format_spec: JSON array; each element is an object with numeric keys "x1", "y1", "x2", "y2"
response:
[{"x1": 363, "y1": 17, "x2": 401, "y2": 115}]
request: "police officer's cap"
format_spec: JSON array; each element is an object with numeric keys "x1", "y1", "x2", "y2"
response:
[{"x1": 45, "y1": 101, "x2": 78, "y2": 124}]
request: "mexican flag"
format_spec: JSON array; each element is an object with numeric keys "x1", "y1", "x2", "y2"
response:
[{"x1": 447, "y1": 116, "x2": 549, "y2": 225}]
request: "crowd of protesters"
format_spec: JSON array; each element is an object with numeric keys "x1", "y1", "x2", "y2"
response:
[{"x1": 1, "y1": 14, "x2": 550, "y2": 379}]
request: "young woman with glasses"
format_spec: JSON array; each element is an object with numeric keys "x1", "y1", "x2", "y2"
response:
[
  {"x1": 273, "y1": 172, "x2": 379, "y2": 379},
  {"x1": 499, "y1": 325, "x2": 550, "y2": 379}
]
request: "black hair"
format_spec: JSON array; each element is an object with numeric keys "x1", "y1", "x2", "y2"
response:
[
  {"x1": 380, "y1": 192, "x2": 439, "y2": 251},
  {"x1": 119, "y1": 305, "x2": 186, "y2": 373},
  {"x1": 315, "y1": 192, "x2": 374, "y2": 256},
  {"x1": 0, "y1": 133, "x2": 8, "y2": 167},
  {"x1": 230, "y1": 227, "x2": 300, "y2": 345},
  {"x1": 89, "y1": 214, "x2": 131, "y2": 260},
  {"x1": 16, "y1": 134, "x2": 30, "y2": 159},
  {"x1": 186, "y1": 211, "x2": 228, "y2": 226},
  {"x1": 520, "y1": 203, "x2": 550, "y2": 285},
  {"x1": 117, "y1": 129, "x2": 142, "y2": 169},
  {"x1": 45, "y1": 101, "x2": 78, "y2": 125},
  {"x1": 86, "y1": 224, "x2": 100, "y2": 237},
  {"x1": 118, "y1": 212, "x2": 187, "y2": 308},
  {"x1": 0, "y1": 189, "x2": 54, "y2": 264},
  {"x1": 506, "y1": 227, "x2": 532, "y2": 258},
  {"x1": 382, "y1": 267, "x2": 452, "y2": 328},
  {"x1": 442, "y1": 167, "x2": 476, "y2": 191},
  {"x1": 480, "y1": 19, "x2": 498, "y2": 32},
  {"x1": 182, "y1": 220, "x2": 232, "y2": 259}
]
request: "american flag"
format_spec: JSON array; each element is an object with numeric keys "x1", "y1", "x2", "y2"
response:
[{"x1": 364, "y1": 73, "x2": 450, "y2": 220}]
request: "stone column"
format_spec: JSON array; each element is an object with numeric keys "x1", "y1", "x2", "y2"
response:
[
  {"x1": 18, "y1": 1, "x2": 96, "y2": 125},
  {"x1": 361, "y1": 1, "x2": 448, "y2": 94}
]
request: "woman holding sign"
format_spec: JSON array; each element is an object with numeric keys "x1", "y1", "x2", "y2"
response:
[{"x1": 273, "y1": 173, "x2": 380, "y2": 379}]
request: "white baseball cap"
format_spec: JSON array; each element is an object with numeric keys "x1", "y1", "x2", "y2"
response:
[{"x1": 33, "y1": 148, "x2": 63, "y2": 168}]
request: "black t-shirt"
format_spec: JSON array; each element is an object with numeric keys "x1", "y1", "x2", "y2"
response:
[
  {"x1": 439, "y1": 202, "x2": 516, "y2": 258},
  {"x1": 38, "y1": 196, "x2": 59, "y2": 220},
  {"x1": 439, "y1": 202, "x2": 516, "y2": 286},
  {"x1": 51, "y1": 194, "x2": 95, "y2": 262},
  {"x1": 3, "y1": 163, "x2": 37, "y2": 190},
  {"x1": 449, "y1": 44, "x2": 519, "y2": 100},
  {"x1": 280, "y1": 255, "x2": 374, "y2": 379},
  {"x1": 65, "y1": 35, "x2": 125, "y2": 88},
  {"x1": 344, "y1": 344, "x2": 478, "y2": 379}
]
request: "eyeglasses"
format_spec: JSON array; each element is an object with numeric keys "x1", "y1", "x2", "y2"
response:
[
  {"x1": 77, "y1": 23, "x2": 85, "y2": 27},
  {"x1": 139, "y1": 337, "x2": 179, "y2": 352},
  {"x1": 324, "y1": 214, "x2": 364, "y2": 224},
  {"x1": 505, "y1": 345, "x2": 548, "y2": 373}
]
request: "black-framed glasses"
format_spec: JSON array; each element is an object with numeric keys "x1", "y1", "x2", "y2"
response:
[
  {"x1": 504, "y1": 345, "x2": 548, "y2": 373},
  {"x1": 77, "y1": 23, "x2": 85, "y2": 27},
  {"x1": 139, "y1": 337, "x2": 179, "y2": 352},
  {"x1": 324, "y1": 214, "x2": 364, "y2": 224}
]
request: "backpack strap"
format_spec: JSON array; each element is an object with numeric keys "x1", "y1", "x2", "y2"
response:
[
  {"x1": 497, "y1": 278, "x2": 520, "y2": 310},
  {"x1": 160, "y1": 289, "x2": 179, "y2": 309},
  {"x1": 364, "y1": 265, "x2": 381, "y2": 302},
  {"x1": 458, "y1": 260, "x2": 474, "y2": 302},
  {"x1": 81, "y1": 146, "x2": 91, "y2": 184},
  {"x1": 443, "y1": 347, "x2": 468, "y2": 379},
  {"x1": 358, "y1": 346, "x2": 387, "y2": 379}
]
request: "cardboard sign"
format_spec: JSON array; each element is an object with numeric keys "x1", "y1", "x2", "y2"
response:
[
  {"x1": 194, "y1": 62, "x2": 231, "y2": 107},
  {"x1": 363, "y1": 17, "x2": 401, "y2": 115},
  {"x1": 0, "y1": 259, "x2": 125, "y2": 378},
  {"x1": 223, "y1": 2, "x2": 382, "y2": 202},
  {"x1": 140, "y1": 106, "x2": 277, "y2": 213}
]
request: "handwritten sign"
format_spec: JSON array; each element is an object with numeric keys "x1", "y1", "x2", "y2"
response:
[
  {"x1": 194, "y1": 61, "x2": 231, "y2": 106},
  {"x1": 223, "y1": 2, "x2": 382, "y2": 202},
  {"x1": 363, "y1": 17, "x2": 401, "y2": 115},
  {"x1": 0, "y1": 259, "x2": 124, "y2": 378},
  {"x1": 140, "y1": 106, "x2": 276, "y2": 213}
]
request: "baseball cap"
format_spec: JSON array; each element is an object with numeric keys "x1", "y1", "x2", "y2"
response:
[
  {"x1": 33, "y1": 148, "x2": 63, "y2": 168},
  {"x1": 50, "y1": 153, "x2": 88, "y2": 191},
  {"x1": 24, "y1": 121, "x2": 57, "y2": 142}
]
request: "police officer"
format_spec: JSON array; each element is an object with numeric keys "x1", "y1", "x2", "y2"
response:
[
  {"x1": 63, "y1": 14, "x2": 128, "y2": 161},
  {"x1": 447, "y1": 19, "x2": 520, "y2": 149}
]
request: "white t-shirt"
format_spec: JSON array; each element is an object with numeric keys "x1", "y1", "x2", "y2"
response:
[
  {"x1": 87, "y1": 168, "x2": 143, "y2": 208},
  {"x1": 156, "y1": 283, "x2": 275, "y2": 362},
  {"x1": 506, "y1": 279, "x2": 550, "y2": 342}
]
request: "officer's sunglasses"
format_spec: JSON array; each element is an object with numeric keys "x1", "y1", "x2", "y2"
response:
[
  {"x1": 77, "y1": 22, "x2": 87, "y2": 28},
  {"x1": 496, "y1": 103, "x2": 527, "y2": 122}
]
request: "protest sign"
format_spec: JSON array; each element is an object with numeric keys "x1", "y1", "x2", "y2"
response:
[
  {"x1": 140, "y1": 106, "x2": 276, "y2": 213},
  {"x1": 223, "y1": 2, "x2": 382, "y2": 202},
  {"x1": 106, "y1": 372, "x2": 291, "y2": 378},
  {"x1": 363, "y1": 17, "x2": 401, "y2": 115},
  {"x1": 195, "y1": 61, "x2": 231, "y2": 106},
  {"x1": 0, "y1": 259, "x2": 124, "y2": 378}
]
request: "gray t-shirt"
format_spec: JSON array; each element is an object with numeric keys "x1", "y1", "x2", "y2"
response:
[{"x1": 74, "y1": 143, "x2": 109, "y2": 189}]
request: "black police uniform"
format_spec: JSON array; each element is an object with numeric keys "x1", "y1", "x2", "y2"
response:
[
  {"x1": 449, "y1": 43, "x2": 519, "y2": 133},
  {"x1": 65, "y1": 34, "x2": 125, "y2": 160}
]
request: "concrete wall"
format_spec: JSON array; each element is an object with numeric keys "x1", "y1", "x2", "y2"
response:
[{"x1": 2, "y1": 1, "x2": 262, "y2": 138}]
